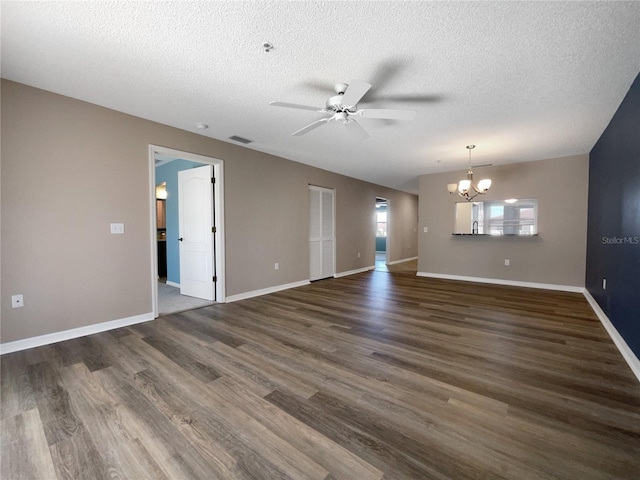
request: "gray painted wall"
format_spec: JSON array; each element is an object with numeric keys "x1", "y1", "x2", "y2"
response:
[
  {"x1": 1, "y1": 80, "x2": 418, "y2": 344},
  {"x1": 418, "y1": 154, "x2": 589, "y2": 287}
]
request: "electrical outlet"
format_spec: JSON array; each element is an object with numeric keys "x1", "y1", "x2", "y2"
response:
[
  {"x1": 357, "y1": 252, "x2": 360, "y2": 258},
  {"x1": 423, "y1": 227, "x2": 428, "y2": 233},
  {"x1": 504, "y1": 259, "x2": 510, "y2": 266},
  {"x1": 11, "y1": 294, "x2": 24, "y2": 308},
  {"x1": 274, "y1": 262, "x2": 279, "y2": 270}
]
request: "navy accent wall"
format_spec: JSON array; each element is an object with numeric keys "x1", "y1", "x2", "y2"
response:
[{"x1": 586, "y1": 72, "x2": 640, "y2": 357}]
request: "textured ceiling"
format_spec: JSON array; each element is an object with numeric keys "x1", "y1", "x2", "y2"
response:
[{"x1": 2, "y1": 1, "x2": 639, "y2": 193}]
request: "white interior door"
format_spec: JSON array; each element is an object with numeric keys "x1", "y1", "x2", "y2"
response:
[
  {"x1": 310, "y1": 186, "x2": 335, "y2": 281},
  {"x1": 178, "y1": 165, "x2": 215, "y2": 300}
]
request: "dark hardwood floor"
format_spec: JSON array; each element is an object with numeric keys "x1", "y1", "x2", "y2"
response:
[{"x1": 2, "y1": 267, "x2": 639, "y2": 479}]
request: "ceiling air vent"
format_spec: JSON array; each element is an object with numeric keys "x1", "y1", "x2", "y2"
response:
[{"x1": 228, "y1": 135, "x2": 253, "y2": 144}]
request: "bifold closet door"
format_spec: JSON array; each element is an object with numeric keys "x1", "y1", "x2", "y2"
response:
[{"x1": 309, "y1": 186, "x2": 335, "y2": 281}]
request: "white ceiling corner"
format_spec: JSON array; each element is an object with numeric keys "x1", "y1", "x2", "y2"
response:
[{"x1": 2, "y1": 1, "x2": 639, "y2": 193}]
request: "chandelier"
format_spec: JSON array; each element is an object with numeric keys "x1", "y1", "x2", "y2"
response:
[{"x1": 447, "y1": 145, "x2": 491, "y2": 201}]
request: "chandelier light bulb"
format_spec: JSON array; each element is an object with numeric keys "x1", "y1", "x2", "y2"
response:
[
  {"x1": 458, "y1": 179, "x2": 471, "y2": 193},
  {"x1": 477, "y1": 179, "x2": 492, "y2": 191}
]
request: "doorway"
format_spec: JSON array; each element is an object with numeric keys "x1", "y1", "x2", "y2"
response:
[
  {"x1": 149, "y1": 145, "x2": 225, "y2": 317},
  {"x1": 375, "y1": 197, "x2": 389, "y2": 271}
]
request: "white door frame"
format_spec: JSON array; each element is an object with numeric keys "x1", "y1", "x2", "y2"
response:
[
  {"x1": 384, "y1": 197, "x2": 391, "y2": 266},
  {"x1": 149, "y1": 145, "x2": 225, "y2": 317},
  {"x1": 375, "y1": 196, "x2": 390, "y2": 267}
]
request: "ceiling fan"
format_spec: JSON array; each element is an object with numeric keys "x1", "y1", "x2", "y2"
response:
[{"x1": 270, "y1": 79, "x2": 416, "y2": 139}]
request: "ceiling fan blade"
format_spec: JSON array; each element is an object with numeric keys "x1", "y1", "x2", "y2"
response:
[
  {"x1": 357, "y1": 108, "x2": 416, "y2": 120},
  {"x1": 292, "y1": 117, "x2": 331, "y2": 136},
  {"x1": 340, "y1": 80, "x2": 372, "y2": 108},
  {"x1": 344, "y1": 119, "x2": 370, "y2": 140},
  {"x1": 367, "y1": 94, "x2": 442, "y2": 103},
  {"x1": 270, "y1": 101, "x2": 325, "y2": 112}
]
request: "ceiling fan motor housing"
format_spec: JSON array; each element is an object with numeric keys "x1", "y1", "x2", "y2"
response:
[
  {"x1": 326, "y1": 94, "x2": 356, "y2": 113},
  {"x1": 334, "y1": 83, "x2": 349, "y2": 94},
  {"x1": 326, "y1": 82, "x2": 356, "y2": 113}
]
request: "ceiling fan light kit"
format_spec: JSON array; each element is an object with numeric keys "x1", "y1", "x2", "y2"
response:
[
  {"x1": 447, "y1": 145, "x2": 492, "y2": 201},
  {"x1": 270, "y1": 79, "x2": 416, "y2": 139}
]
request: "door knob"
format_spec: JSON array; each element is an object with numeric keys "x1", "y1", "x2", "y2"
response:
[{"x1": 178, "y1": 237, "x2": 183, "y2": 241}]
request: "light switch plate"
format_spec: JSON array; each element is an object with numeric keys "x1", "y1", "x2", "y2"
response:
[{"x1": 110, "y1": 223, "x2": 125, "y2": 234}]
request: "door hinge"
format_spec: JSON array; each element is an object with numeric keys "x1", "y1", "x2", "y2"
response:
[
  {"x1": 212, "y1": 276, "x2": 217, "y2": 282},
  {"x1": 211, "y1": 226, "x2": 216, "y2": 233},
  {"x1": 211, "y1": 177, "x2": 215, "y2": 184}
]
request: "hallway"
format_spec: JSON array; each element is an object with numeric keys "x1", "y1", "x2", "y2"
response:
[{"x1": 374, "y1": 252, "x2": 388, "y2": 272}]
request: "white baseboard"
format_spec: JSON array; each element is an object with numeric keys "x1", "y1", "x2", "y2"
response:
[
  {"x1": 166, "y1": 281, "x2": 180, "y2": 288},
  {"x1": 583, "y1": 290, "x2": 640, "y2": 383},
  {"x1": 334, "y1": 266, "x2": 375, "y2": 278},
  {"x1": 416, "y1": 272, "x2": 584, "y2": 293},
  {"x1": 225, "y1": 280, "x2": 310, "y2": 303},
  {"x1": 388, "y1": 256, "x2": 418, "y2": 266},
  {"x1": 0, "y1": 312, "x2": 155, "y2": 355}
]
